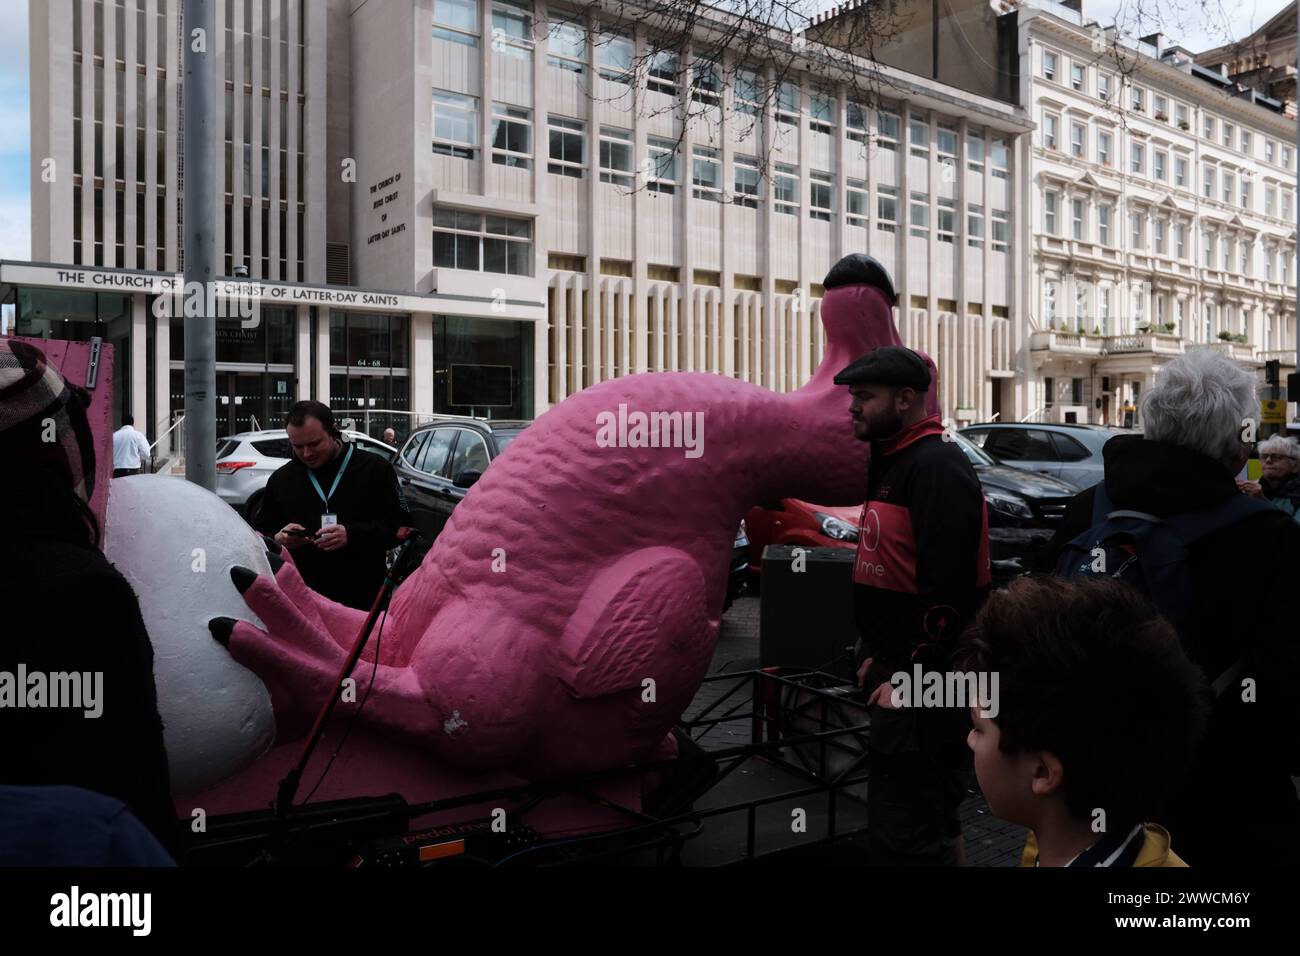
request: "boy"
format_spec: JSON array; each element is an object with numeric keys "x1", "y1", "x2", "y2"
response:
[{"x1": 956, "y1": 576, "x2": 1207, "y2": 867}]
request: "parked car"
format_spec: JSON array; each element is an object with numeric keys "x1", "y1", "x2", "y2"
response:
[
  {"x1": 216, "y1": 429, "x2": 398, "y2": 526},
  {"x1": 958, "y1": 422, "x2": 1125, "y2": 489},
  {"x1": 393, "y1": 417, "x2": 529, "y2": 547},
  {"x1": 743, "y1": 431, "x2": 1080, "y2": 576}
]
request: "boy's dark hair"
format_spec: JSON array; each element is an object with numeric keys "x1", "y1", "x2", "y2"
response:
[
  {"x1": 285, "y1": 400, "x2": 340, "y2": 439},
  {"x1": 955, "y1": 575, "x2": 1208, "y2": 830}
]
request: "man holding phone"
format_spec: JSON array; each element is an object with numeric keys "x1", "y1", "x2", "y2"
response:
[{"x1": 254, "y1": 401, "x2": 409, "y2": 609}]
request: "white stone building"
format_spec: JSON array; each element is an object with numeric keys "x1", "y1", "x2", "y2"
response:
[{"x1": 15, "y1": 0, "x2": 1035, "y2": 444}]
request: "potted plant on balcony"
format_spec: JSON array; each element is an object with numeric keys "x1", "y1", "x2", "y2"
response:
[
  {"x1": 1178, "y1": 120, "x2": 1191, "y2": 131},
  {"x1": 1137, "y1": 323, "x2": 1151, "y2": 333},
  {"x1": 1155, "y1": 110, "x2": 1168, "y2": 122},
  {"x1": 1217, "y1": 330, "x2": 1234, "y2": 341},
  {"x1": 1231, "y1": 333, "x2": 1249, "y2": 345},
  {"x1": 1092, "y1": 325, "x2": 1103, "y2": 337}
]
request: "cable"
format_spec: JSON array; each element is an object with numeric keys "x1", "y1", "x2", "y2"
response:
[{"x1": 299, "y1": 605, "x2": 388, "y2": 806}]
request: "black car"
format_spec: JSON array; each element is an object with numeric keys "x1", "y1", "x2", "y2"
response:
[{"x1": 393, "y1": 417, "x2": 528, "y2": 550}]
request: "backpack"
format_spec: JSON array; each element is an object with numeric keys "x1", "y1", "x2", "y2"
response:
[{"x1": 1053, "y1": 483, "x2": 1275, "y2": 696}]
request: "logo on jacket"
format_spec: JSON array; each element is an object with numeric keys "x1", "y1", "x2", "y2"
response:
[{"x1": 860, "y1": 507, "x2": 882, "y2": 552}]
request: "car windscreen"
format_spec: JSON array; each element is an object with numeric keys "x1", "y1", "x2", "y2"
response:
[
  {"x1": 950, "y1": 432, "x2": 997, "y2": 466},
  {"x1": 493, "y1": 430, "x2": 523, "y2": 454}
]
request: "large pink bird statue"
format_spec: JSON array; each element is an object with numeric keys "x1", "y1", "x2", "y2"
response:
[{"x1": 211, "y1": 255, "x2": 939, "y2": 787}]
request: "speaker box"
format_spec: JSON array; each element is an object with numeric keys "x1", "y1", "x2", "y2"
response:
[{"x1": 759, "y1": 545, "x2": 858, "y2": 680}]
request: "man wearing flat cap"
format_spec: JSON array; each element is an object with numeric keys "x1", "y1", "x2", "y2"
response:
[{"x1": 835, "y1": 343, "x2": 991, "y2": 866}]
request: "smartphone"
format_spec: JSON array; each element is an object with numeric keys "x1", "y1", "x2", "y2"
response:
[{"x1": 283, "y1": 527, "x2": 314, "y2": 538}]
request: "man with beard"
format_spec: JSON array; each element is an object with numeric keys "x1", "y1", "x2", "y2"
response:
[{"x1": 835, "y1": 344, "x2": 991, "y2": 866}]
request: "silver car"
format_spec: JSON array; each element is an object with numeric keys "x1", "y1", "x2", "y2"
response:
[
  {"x1": 215, "y1": 429, "x2": 398, "y2": 526},
  {"x1": 958, "y1": 423, "x2": 1127, "y2": 490}
]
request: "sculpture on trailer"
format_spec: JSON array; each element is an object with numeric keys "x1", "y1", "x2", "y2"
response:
[{"x1": 191, "y1": 254, "x2": 939, "y2": 788}]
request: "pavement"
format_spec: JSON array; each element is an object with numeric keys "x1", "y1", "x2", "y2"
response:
[{"x1": 692, "y1": 591, "x2": 1027, "y2": 867}]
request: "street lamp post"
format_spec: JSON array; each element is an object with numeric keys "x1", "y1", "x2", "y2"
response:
[{"x1": 182, "y1": 0, "x2": 217, "y2": 490}]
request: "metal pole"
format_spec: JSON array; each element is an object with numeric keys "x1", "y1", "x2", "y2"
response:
[{"x1": 183, "y1": 0, "x2": 217, "y2": 490}]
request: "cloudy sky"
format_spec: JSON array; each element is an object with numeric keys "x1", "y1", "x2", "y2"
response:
[{"x1": 0, "y1": 0, "x2": 1292, "y2": 261}]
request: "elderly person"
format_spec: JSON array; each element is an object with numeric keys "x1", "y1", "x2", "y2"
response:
[
  {"x1": 1040, "y1": 349, "x2": 1300, "y2": 866},
  {"x1": 1238, "y1": 436, "x2": 1300, "y2": 521}
]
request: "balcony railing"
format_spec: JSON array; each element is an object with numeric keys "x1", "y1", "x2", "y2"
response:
[
  {"x1": 1258, "y1": 348, "x2": 1299, "y2": 367},
  {"x1": 1029, "y1": 330, "x2": 1103, "y2": 354},
  {"x1": 1203, "y1": 340, "x2": 1259, "y2": 363},
  {"x1": 1104, "y1": 333, "x2": 1185, "y2": 355}
]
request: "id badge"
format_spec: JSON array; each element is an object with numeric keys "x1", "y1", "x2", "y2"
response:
[{"x1": 320, "y1": 512, "x2": 338, "y2": 527}]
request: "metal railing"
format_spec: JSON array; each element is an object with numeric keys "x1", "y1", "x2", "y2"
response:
[{"x1": 150, "y1": 411, "x2": 186, "y2": 470}]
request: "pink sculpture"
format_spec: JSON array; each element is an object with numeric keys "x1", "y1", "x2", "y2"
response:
[{"x1": 215, "y1": 263, "x2": 939, "y2": 787}]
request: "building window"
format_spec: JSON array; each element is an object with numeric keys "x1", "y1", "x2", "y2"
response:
[
  {"x1": 547, "y1": 116, "x2": 586, "y2": 177},
  {"x1": 1098, "y1": 130, "x2": 1112, "y2": 167},
  {"x1": 433, "y1": 208, "x2": 533, "y2": 276},
  {"x1": 1222, "y1": 172, "x2": 1234, "y2": 205},
  {"x1": 877, "y1": 111, "x2": 900, "y2": 150},
  {"x1": 1266, "y1": 184, "x2": 1277, "y2": 216},
  {"x1": 1130, "y1": 210, "x2": 1143, "y2": 250},
  {"x1": 846, "y1": 102, "x2": 868, "y2": 143},
  {"x1": 492, "y1": 1, "x2": 533, "y2": 60},
  {"x1": 692, "y1": 146, "x2": 721, "y2": 200},
  {"x1": 1071, "y1": 198, "x2": 1085, "y2": 240},
  {"x1": 1042, "y1": 49, "x2": 1058, "y2": 81},
  {"x1": 1098, "y1": 203, "x2": 1111, "y2": 246},
  {"x1": 967, "y1": 129, "x2": 985, "y2": 172},
  {"x1": 1130, "y1": 141, "x2": 1144, "y2": 174},
  {"x1": 810, "y1": 171, "x2": 834, "y2": 221},
  {"x1": 646, "y1": 137, "x2": 678, "y2": 193},
  {"x1": 847, "y1": 179, "x2": 868, "y2": 227},
  {"x1": 1043, "y1": 112, "x2": 1059, "y2": 151},
  {"x1": 1071, "y1": 61, "x2": 1085, "y2": 90},
  {"x1": 1241, "y1": 177, "x2": 1251, "y2": 209},
  {"x1": 1284, "y1": 189, "x2": 1293, "y2": 219},
  {"x1": 1175, "y1": 103, "x2": 1188, "y2": 127},
  {"x1": 937, "y1": 123, "x2": 958, "y2": 161},
  {"x1": 1044, "y1": 282, "x2": 1057, "y2": 324},
  {"x1": 909, "y1": 192, "x2": 929, "y2": 238},
  {"x1": 491, "y1": 104, "x2": 532, "y2": 169},
  {"x1": 1284, "y1": 145, "x2": 1293, "y2": 170},
  {"x1": 1100, "y1": 288, "x2": 1112, "y2": 333},
  {"x1": 1130, "y1": 85, "x2": 1145, "y2": 112},
  {"x1": 597, "y1": 32, "x2": 634, "y2": 84},
  {"x1": 691, "y1": 60, "x2": 722, "y2": 107},
  {"x1": 967, "y1": 204, "x2": 984, "y2": 247},
  {"x1": 1241, "y1": 242, "x2": 1251, "y2": 275},
  {"x1": 1266, "y1": 247, "x2": 1275, "y2": 280},
  {"x1": 776, "y1": 81, "x2": 799, "y2": 126},
  {"x1": 598, "y1": 126, "x2": 632, "y2": 186},
  {"x1": 877, "y1": 185, "x2": 898, "y2": 232},
  {"x1": 991, "y1": 209, "x2": 1008, "y2": 252},
  {"x1": 1154, "y1": 94, "x2": 1168, "y2": 120},
  {"x1": 433, "y1": 0, "x2": 478, "y2": 47},
  {"x1": 1175, "y1": 223, "x2": 1186, "y2": 259},
  {"x1": 1222, "y1": 122, "x2": 1234, "y2": 149},
  {"x1": 1154, "y1": 150, "x2": 1167, "y2": 181},
  {"x1": 991, "y1": 136, "x2": 1009, "y2": 179},
  {"x1": 1203, "y1": 115, "x2": 1215, "y2": 140},
  {"x1": 1203, "y1": 164, "x2": 1214, "y2": 199},
  {"x1": 734, "y1": 66, "x2": 762, "y2": 120},
  {"x1": 1174, "y1": 155, "x2": 1187, "y2": 188},
  {"x1": 647, "y1": 50, "x2": 679, "y2": 96},
  {"x1": 1266, "y1": 140, "x2": 1276, "y2": 164},
  {"x1": 909, "y1": 116, "x2": 930, "y2": 157},
  {"x1": 1221, "y1": 235, "x2": 1231, "y2": 271},
  {"x1": 1203, "y1": 230, "x2": 1213, "y2": 268},
  {"x1": 1097, "y1": 72, "x2": 1111, "y2": 101},
  {"x1": 1070, "y1": 122, "x2": 1085, "y2": 159},
  {"x1": 432, "y1": 90, "x2": 478, "y2": 159},
  {"x1": 809, "y1": 90, "x2": 835, "y2": 134},
  {"x1": 547, "y1": 16, "x2": 586, "y2": 74},
  {"x1": 937, "y1": 198, "x2": 956, "y2": 243},
  {"x1": 1044, "y1": 191, "x2": 1058, "y2": 235},
  {"x1": 1044, "y1": 376, "x2": 1056, "y2": 407},
  {"x1": 733, "y1": 155, "x2": 760, "y2": 207},
  {"x1": 1154, "y1": 218, "x2": 1166, "y2": 255},
  {"x1": 774, "y1": 163, "x2": 798, "y2": 214}
]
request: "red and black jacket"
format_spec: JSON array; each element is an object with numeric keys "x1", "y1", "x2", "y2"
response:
[{"x1": 853, "y1": 416, "x2": 991, "y2": 669}]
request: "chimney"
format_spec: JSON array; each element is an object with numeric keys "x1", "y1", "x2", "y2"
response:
[
  {"x1": 1140, "y1": 32, "x2": 1163, "y2": 54},
  {"x1": 1060, "y1": 0, "x2": 1084, "y2": 12}
]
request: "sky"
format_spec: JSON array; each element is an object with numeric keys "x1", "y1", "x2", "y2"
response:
[{"x1": 0, "y1": 0, "x2": 1292, "y2": 262}]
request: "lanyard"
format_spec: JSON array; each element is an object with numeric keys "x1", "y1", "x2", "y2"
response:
[{"x1": 308, "y1": 444, "x2": 353, "y2": 511}]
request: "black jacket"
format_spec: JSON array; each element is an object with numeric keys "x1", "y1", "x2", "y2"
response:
[
  {"x1": 255, "y1": 442, "x2": 409, "y2": 610},
  {"x1": 1039, "y1": 435, "x2": 1300, "y2": 866},
  {"x1": 0, "y1": 532, "x2": 177, "y2": 852}
]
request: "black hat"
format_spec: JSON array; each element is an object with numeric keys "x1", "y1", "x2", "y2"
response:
[
  {"x1": 822, "y1": 254, "x2": 898, "y2": 305},
  {"x1": 833, "y1": 346, "x2": 931, "y2": 391}
]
